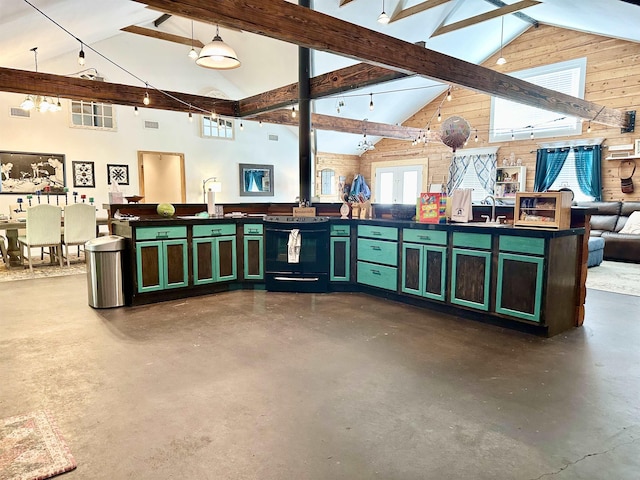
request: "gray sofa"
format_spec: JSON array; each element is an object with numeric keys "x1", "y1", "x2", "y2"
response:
[{"x1": 576, "y1": 201, "x2": 640, "y2": 263}]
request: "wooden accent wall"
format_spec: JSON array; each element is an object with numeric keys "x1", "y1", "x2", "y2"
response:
[
  {"x1": 314, "y1": 152, "x2": 360, "y2": 201},
  {"x1": 354, "y1": 24, "x2": 640, "y2": 202}
]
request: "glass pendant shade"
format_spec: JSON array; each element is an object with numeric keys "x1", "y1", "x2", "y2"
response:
[
  {"x1": 196, "y1": 28, "x2": 240, "y2": 70},
  {"x1": 21, "y1": 95, "x2": 35, "y2": 111},
  {"x1": 377, "y1": 12, "x2": 390, "y2": 24},
  {"x1": 188, "y1": 47, "x2": 198, "y2": 60}
]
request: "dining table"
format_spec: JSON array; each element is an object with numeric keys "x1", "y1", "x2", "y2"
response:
[{"x1": 0, "y1": 217, "x2": 110, "y2": 267}]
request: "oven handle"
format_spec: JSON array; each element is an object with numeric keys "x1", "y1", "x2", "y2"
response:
[
  {"x1": 265, "y1": 228, "x2": 328, "y2": 234},
  {"x1": 274, "y1": 276, "x2": 320, "y2": 282}
]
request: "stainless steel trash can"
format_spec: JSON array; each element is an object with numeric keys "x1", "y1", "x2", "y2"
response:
[{"x1": 86, "y1": 235, "x2": 126, "y2": 308}]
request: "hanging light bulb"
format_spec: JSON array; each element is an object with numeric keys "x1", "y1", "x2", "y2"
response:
[
  {"x1": 530, "y1": 128, "x2": 535, "y2": 139},
  {"x1": 134, "y1": 106, "x2": 139, "y2": 116},
  {"x1": 143, "y1": 84, "x2": 150, "y2": 105},
  {"x1": 496, "y1": 17, "x2": 507, "y2": 65},
  {"x1": 377, "y1": 0, "x2": 390, "y2": 24},
  {"x1": 475, "y1": 130, "x2": 479, "y2": 142},
  {"x1": 21, "y1": 95, "x2": 35, "y2": 111},
  {"x1": 587, "y1": 121, "x2": 592, "y2": 133},
  {"x1": 447, "y1": 87, "x2": 452, "y2": 102},
  {"x1": 240, "y1": 121, "x2": 244, "y2": 131},
  {"x1": 369, "y1": 93, "x2": 374, "y2": 111},
  {"x1": 188, "y1": 21, "x2": 198, "y2": 59},
  {"x1": 39, "y1": 96, "x2": 50, "y2": 113},
  {"x1": 511, "y1": 130, "x2": 515, "y2": 141},
  {"x1": 292, "y1": 106, "x2": 296, "y2": 118},
  {"x1": 196, "y1": 25, "x2": 240, "y2": 69},
  {"x1": 259, "y1": 120, "x2": 263, "y2": 127},
  {"x1": 437, "y1": 109, "x2": 441, "y2": 122},
  {"x1": 188, "y1": 111, "x2": 193, "y2": 122},
  {"x1": 78, "y1": 42, "x2": 85, "y2": 66}
]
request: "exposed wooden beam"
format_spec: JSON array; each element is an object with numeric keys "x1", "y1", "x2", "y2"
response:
[
  {"x1": 121, "y1": 25, "x2": 204, "y2": 48},
  {"x1": 239, "y1": 63, "x2": 411, "y2": 117},
  {"x1": 135, "y1": 0, "x2": 626, "y2": 128},
  {"x1": 390, "y1": 0, "x2": 452, "y2": 24},
  {"x1": 252, "y1": 109, "x2": 424, "y2": 140},
  {"x1": 154, "y1": 13, "x2": 172, "y2": 27},
  {"x1": 0, "y1": 67, "x2": 235, "y2": 116},
  {"x1": 431, "y1": 0, "x2": 540, "y2": 37},
  {"x1": 484, "y1": 0, "x2": 539, "y2": 26},
  {"x1": 339, "y1": 0, "x2": 356, "y2": 6}
]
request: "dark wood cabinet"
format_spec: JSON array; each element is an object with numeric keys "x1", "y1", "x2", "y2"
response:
[
  {"x1": 401, "y1": 228, "x2": 447, "y2": 301},
  {"x1": 450, "y1": 232, "x2": 491, "y2": 311}
]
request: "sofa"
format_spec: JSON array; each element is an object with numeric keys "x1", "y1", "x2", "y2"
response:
[{"x1": 576, "y1": 201, "x2": 640, "y2": 263}]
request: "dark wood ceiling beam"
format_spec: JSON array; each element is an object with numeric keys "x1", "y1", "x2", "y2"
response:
[
  {"x1": 252, "y1": 109, "x2": 424, "y2": 140},
  {"x1": 390, "y1": 0, "x2": 452, "y2": 24},
  {"x1": 154, "y1": 13, "x2": 172, "y2": 27},
  {"x1": 135, "y1": 0, "x2": 626, "y2": 128},
  {"x1": 0, "y1": 67, "x2": 235, "y2": 116},
  {"x1": 431, "y1": 0, "x2": 540, "y2": 37},
  {"x1": 238, "y1": 63, "x2": 411, "y2": 116},
  {"x1": 121, "y1": 25, "x2": 204, "y2": 48}
]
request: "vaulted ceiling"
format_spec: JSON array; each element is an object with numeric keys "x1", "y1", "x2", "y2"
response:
[{"x1": 2, "y1": 0, "x2": 640, "y2": 155}]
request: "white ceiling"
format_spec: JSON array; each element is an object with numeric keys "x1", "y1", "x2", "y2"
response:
[{"x1": 2, "y1": 0, "x2": 640, "y2": 155}]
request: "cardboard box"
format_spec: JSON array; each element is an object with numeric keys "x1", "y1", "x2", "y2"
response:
[
  {"x1": 293, "y1": 207, "x2": 316, "y2": 217},
  {"x1": 418, "y1": 193, "x2": 447, "y2": 224}
]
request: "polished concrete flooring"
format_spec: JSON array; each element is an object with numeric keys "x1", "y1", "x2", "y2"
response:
[{"x1": 1, "y1": 274, "x2": 639, "y2": 480}]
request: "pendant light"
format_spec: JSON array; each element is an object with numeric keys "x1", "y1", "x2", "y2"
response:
[
  {"x1": 78, "y1": 42, "x2": 85, "y2": 66},
  {"x1": 19, "y1": 47, "x2": 59, "y2": 113},
  {"x1": 377, "y1": 0, "x2": 390, "y2": 24},
  {"x1": 496, "y1": 17, "x2": 506, "y2": 65},
  {"x1": 196, "y1": 25, "x2": 240, "y2": 70},
  {"x1": 188, "y1": 21, "x2": 198, "y2": 60}
]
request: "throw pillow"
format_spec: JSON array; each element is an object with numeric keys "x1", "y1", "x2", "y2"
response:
[{"x1": 619, "y1": 211, "x2": 640, "y2": 234}]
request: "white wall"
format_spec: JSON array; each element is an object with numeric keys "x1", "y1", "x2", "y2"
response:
[{"x1": 0, "y1": 91, "x2": 301, "y2": 217}]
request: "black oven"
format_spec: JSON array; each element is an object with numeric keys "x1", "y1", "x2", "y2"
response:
[{"x1": 264, "y1": 216, "x2": 330, "y2": 292}]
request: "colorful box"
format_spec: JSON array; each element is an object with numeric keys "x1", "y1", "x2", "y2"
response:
[{"x1": 418, "y1": 193, "x2": 447, "y2": 224}]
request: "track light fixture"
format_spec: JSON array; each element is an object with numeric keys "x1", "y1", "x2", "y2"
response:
[
  {"x1": 377, "y1": 0, "x2": 390, "y2": 24},
  {"x1": 78, "y1": 42, "x2": 85, "y2": 66}
]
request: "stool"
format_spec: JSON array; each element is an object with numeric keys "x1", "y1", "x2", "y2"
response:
[{"x1": 587, "y1": 237, "x2": 605, "y2": 267}]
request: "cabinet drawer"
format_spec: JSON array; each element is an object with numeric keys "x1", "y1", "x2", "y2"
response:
[
  {"x1": 193, "y1": 224, "x2": 236, "y2": 238},
  {"x1": 403, "y1": 228, "x2": 447, "y2": 245},
  {"x1": 136, "y1": 226, "x2": 186, "y2": 240},
  {"x1": 357, "y1": 238, "x2": 398, "y2": 266},
  {"x1": 452, "y1": 232, "x2": 491, "y2": 250},
  {"x1": 330, "y1": 224, "x2": 351, "y2": 237},
  {"x1": 243, "y1": 224, "x2": 263, "y2": 235},
  {"x1": 357, "y1": 261, "x2": 397, "y2": 291},
  {"x1": 358, "y1": 225, "x2": 398, "y2": 241},
  {"x1": 499, "y1": 236, "x2": 544, "y2": 255}
]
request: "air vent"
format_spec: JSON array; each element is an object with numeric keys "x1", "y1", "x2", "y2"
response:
[
  {"x1": 10, "y1": 107, "x2": 30, "y2": 118},
  {"x1": 268, "y1": 134, "x2": 279, "y2": 141},
  {"x1": 144, "y1": 121, "x2": 159, "y2": 129}
]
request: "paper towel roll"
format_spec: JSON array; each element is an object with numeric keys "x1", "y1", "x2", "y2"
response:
[{"x1": 207, "y1": 189, "x2": 215, "y2": 215}]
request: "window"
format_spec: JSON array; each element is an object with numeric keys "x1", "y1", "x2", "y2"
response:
[
  {"x1": 202, "y1": 116, "x2": 234, "y2": 139},
  {"x1": 375, "y1": 165, "x2": 423, "y2": 204},
  {"x1": 320, "y1": 169, "x2": 335, "y2": 195},
  {"x1": 70, "y1": 100, "x2": 115, "y2": 130},
  {"x1": 490, "y1": 58, "x2": 587, "y2": 142},
  {"x1": 548, "y1": 149, "x2": 596, "y2": 202},
  {"x1": 458, "y1": 166, "x2": 493, "y2": 203}
]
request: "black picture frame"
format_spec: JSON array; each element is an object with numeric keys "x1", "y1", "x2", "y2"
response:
[
  {"x1": 107, "y1": 164, "x2": 130, "y2": 185},
  {"x1": 239, "y1": 163, "x2": 274, "y2": 197},
  {"x1": 0, "y1": 151, "x2": 66, "y2": 194},
  {"x1": 72, "y1": 161, "x2": 95, "y2": 188}
]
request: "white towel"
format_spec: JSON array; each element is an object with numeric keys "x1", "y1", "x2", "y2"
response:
[
  {"x1": 450, "y1": 188, "x2": 473, "y2": 223},
  {"x1": 287, "y1": 229, "x2": 301, "y2": 263}
]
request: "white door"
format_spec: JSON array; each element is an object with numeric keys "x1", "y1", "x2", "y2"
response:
[
  {"x1": 138, "y1": 152, "x2": 186, "y2": 204},
  {"x1": 375, "y1": 165, "x2": 423, "y2": 204}
]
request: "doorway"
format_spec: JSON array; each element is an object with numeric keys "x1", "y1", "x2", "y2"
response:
[{"x1": 138, "y1": 151, "x2": 186, "y2": 204}]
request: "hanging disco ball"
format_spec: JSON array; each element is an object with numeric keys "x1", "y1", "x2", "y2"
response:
[{"x1": 440, "y1": 116, "x2": 471, "y2": 152}]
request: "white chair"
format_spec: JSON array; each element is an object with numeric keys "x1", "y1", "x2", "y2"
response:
[
  {"x1": 17, "y1": 204, "x2": 64, "y2": 272},
  {"x1": 62, "y1": 203, "x2": 96, "y2": 266},
  {"x1": 0, "y1": 235, "x2": 9, "y2": 269}
]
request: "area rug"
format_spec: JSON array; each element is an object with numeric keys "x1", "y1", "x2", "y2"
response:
[
  {"x1": 586, "y1": 260, "x2": 640, "y2": 297},
  {"x1": 0, "y1": 256, "x2": 85, "y2": 283},
  {"x1": 0, "y1": 410, "x2": 76, "y2": 480}
]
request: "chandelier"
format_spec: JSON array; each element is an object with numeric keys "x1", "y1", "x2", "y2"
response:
[{"x1": 20, "y1": 47, "x2": 61, "y2": 113}]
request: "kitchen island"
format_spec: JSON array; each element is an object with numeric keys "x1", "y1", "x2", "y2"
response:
[{"x1": 111, "y1": 206, "x2": 590, "y2": 337}]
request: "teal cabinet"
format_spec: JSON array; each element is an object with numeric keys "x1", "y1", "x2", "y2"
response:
[
  {"x1": 357, "y1": 225, "x2": 398, "y2": 291},
  {"x1": 136, "y1": 239, "x2": 188, "y2": 293},
  {"x1": 243, "y1": 224, "x2": 264, "y2": 280},
  {"x1": 330, "y1": 224, "x2": 350, "y2": 282},
  {"x1": 495, "y1": 236, "x2": 545, "y2": 322},
  {"x1": 401, "y1": 243, "x2": 447, "y2": 301},
  {"x1": 193, "y1": 223, "x2": 237, "y2": 285},
  {"x1": 450, "y1": 232, "x2": 492, "y2": 311}
]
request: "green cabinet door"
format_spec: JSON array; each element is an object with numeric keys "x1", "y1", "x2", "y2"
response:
[
  {"x1": 193, "y1": 236, "x2": 237, "y2": 285},
  {"x1": 496, "y1": 252, "x2": 544, "y2": 322},
  {"x1": 402, "y1": 243, "x2": 447, "y2": 301},
  {"x1": 450, "y1": 248, "x2": 491, "y2": 311},
  {"x1": 243, "y1": 235, "x2": 264, "y2": 280},
  {"x1": 136, "y1": 239, "x2": 188, "y2": 293},
  {"x1": 330, "y1": 236, "x2": 350, "y2": 282},
  {"x1": 216, "y1": 236, "x2": 237, "y2": 282}
]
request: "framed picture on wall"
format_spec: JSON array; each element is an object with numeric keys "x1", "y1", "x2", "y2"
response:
[
  {"x1": 239, "y1": 163, "x2": 274, "y2": 197},
  {"x1": 72, "y1": 161, "x2": 95, "y2": 188},
  {"x1": 0, "y1": 151, "x2": 66, "y2": 194},
  {"x1": 107, "y1": 164, "x2": 129, "y2": 185}
]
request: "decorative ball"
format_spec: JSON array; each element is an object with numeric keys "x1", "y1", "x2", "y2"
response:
[
  {"x1": 440, "y1": 116, "x2": 471, "y2": 152},
  {"x1": 157, "y1": 203, "x2": 175, "y2": 217}
]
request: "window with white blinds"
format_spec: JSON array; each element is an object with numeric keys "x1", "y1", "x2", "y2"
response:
[
  {"x1": 490, "y1": 58, "x2": 587, "y2": 142},
  {"x1": 548, "y1": 149, "x2": 595, "y2": 202}
]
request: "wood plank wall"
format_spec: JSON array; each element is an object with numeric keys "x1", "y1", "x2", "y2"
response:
[
  {"x1": 323, "y1": 24, "x2": 640, "y2": 202},
  {"x1": 314, "y1": 152, "x2": 360, "y2": 201}
]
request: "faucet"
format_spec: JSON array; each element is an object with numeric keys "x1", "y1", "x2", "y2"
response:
[{"x1": 482, "y1": 195, "x2": 496, "y2": 223}]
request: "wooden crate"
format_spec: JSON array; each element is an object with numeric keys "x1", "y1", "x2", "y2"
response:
[{"x1": 514, "y1": 191, "x2": 573, "y2": 229}]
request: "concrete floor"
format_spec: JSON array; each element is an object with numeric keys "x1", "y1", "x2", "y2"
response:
[{"x1": 1, "y1": 275, "x2": 639, "y2": 480}]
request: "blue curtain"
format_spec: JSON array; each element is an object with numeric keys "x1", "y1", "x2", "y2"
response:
[
  {"x1": 534, "y1": 148, "x2": 570, "y2": 192},
  {"x1": 574, "y1": 145, "x2": 602, "y2": 201}
]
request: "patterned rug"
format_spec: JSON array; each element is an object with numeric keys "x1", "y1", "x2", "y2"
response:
[
  {"x1": 0, "y1": 410, "x2": 76, "y2": 480},
  {"x1": 586, "y1": 260, "x2": 640, "y2": 297},
  {"x1": 0, "y1": 257, "x2": 85, "y2": 283}
]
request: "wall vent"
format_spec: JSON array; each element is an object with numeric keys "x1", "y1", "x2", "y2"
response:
[
  {"x1": 10, "y1": 107, "x2": 30, "y2": 118},
  {"x1": 144, "y1": 120, "x2": 159, "y2": 129},
  {"x1": 268, "y1": 134, "x2": 279, "y2": 141}
]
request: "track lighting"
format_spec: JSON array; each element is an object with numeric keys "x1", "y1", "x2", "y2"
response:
[
  {"x1": 78, "y1": 43, "x2": 85, "y2": 66},
  {"x1": 377, "y1": 0, "x2": 390, "y2": 24},
  {"x1": 369, "y1": 93, "x2": 374, "y2": 111}
]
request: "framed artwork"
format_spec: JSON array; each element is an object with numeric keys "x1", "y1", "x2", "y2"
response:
[
  {"x1": 0, "y1": 151, "x2": 66, "y2": 194},
  {"x1": 239, "y1": 163, "x2": 274, "y2": 197},
  {"x1": 72, "y1": 161, "x2": 95, "y2": 188},
  {"x1": 107, "y1": 164, "x2": 129, "y2": 185}
]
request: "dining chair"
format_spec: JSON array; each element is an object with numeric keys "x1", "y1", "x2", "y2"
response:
[
  {"x1": 62, "y1": 203, "x2": 96, "y2": 266},
  {"x1": 0, "y1": 235, "x2": 9, "y2": 269},
  {"x1": 17, "y1": 204, "x2": 64, "y2": 272}
]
